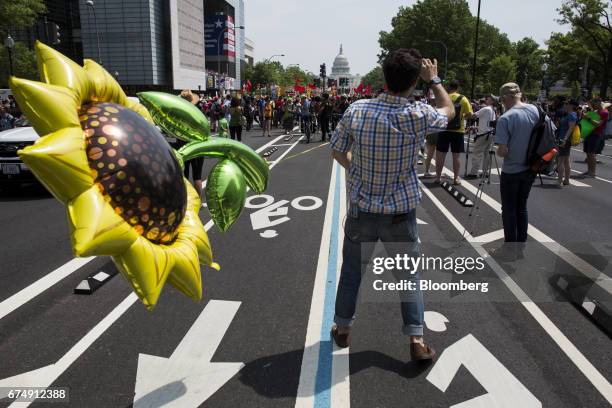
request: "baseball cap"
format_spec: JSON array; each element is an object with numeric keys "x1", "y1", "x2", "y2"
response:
[{"x1": 499, "y1": 83, "x2": 521, "y2": 97}]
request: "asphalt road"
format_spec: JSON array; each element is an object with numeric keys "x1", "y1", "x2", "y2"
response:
[{"x1": 0, "y1": 126, "x2": 611, "y2": 408}]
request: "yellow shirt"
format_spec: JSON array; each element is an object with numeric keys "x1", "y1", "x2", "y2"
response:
[{"x1": 448, "y1": 92, "x2": 473, "y2": 133}]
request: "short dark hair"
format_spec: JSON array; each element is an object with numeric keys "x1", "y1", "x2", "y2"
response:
[
  {"x1": 448, "y1": 80, "x2": 459, "y2": 91},
  {"x1": 382, "y1": 48, "x2": 422, "y2": 93},
  {"x1": 231, "y1": 97, "x2": 240, "y2": 107}
]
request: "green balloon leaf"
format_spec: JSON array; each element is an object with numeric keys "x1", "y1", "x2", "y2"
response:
[
  {"x1": 178, "y1": 137, "x2": 270, "y2": 193},
  {"x1": 137, "y1": 92, "x2": 210, "y2": 142},
  {"x1": 206, "y1": 159, "x2": 246, "y2": 232}
]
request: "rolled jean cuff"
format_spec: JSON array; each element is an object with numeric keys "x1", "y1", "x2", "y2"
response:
[
  {"x1": 402, "y1": 324, "x2": 424, "y2": 336},
  {"x1": 334, "y1": 314, "x2": 355, "y2": 328}
]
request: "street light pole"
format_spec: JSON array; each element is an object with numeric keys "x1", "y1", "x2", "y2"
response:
[
  {"x1": 86, "y1": 0, "x2": 102, "y2": 65},
  {"x1": 425, "y1": 40, "x2": 448, "y2": 79},
  {"x1": 4, "y1": 34, "x2": 15, "y2": 77},
  {"x1": 470, "y1": 0, "x2": 482, "y2": 100},
  {"x1": 263, "y1": 54, "x2": 285, "y2": 64}
]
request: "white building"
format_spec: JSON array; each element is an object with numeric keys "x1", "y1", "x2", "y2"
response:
[{"x1": 329, "y1": 44, "x2": 361, "y2": 95}]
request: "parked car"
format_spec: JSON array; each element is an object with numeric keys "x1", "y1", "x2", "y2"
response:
[{"x1": 0, "y1": 124, "x2": 40, "y2": 188}]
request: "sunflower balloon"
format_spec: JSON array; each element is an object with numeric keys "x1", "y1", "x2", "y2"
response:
[{"x1": 9, "y1": 42, "x2": 266, "y2": 310}]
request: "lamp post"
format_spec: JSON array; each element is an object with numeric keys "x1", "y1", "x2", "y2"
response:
[
  {"x1": 4, "y1": 34, "x2": 15, "y2": 77},
  {"x1": 264, "y1": 54, "x2": 284, "y2": 64},
  {"x1": 85, "y1": 0, "x2": 102, "y2": 65},
  {"x1": 425, "y1": 40, "x2": 448, "y2": 80},
  {"x1": 470, "y1": 0, "x2": 482, "y2": 100}
]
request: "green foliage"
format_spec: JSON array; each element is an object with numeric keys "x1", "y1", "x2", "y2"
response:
[
  {"x1": 0, "y1": 42, "x2": 39, "y2": 87},
  {"x1": 488, "y1": 54, "x2": 517, "y2": 93},
  {"x1": 377, "y1": 0, "x2": 516, "y2": 96},
  {"x1": 0, "y1": 0, "x2": 46, "y2": 37},
  {"x1": 556, "y1": 0, "x2": 612, "y2": 97},
  {"x1": 512, "y1": 38, "x2": 546, "y2": 93},
  {"x1": 361, "y1": 66, "x2": 384, "y2": 90},
  {"x1": 244, "y1": 61, "x2": 316, "y2": 89}
]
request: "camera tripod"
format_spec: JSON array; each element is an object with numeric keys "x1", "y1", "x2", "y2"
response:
[{"x1": 463, "y1": 130, "x2": 500, "y2": 237}]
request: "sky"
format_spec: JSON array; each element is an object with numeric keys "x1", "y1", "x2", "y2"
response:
[{"x1": 244, "y1": 0, "x2": 570, "y2": 76}]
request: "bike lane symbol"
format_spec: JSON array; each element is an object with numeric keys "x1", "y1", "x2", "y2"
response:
[{"x1": 245, "y1": 194, "x2": 323, "y2": 238}]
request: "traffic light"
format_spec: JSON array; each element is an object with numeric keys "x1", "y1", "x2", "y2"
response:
[
  {"x1": 320, "y1": 63, "x2": 326, "y2": 78},
  {"x1": 46, "y1": 21, "x2": 61, "y2": 45}
]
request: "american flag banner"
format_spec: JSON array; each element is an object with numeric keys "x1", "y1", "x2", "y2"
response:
[{"x1": 224, "y1": 15, "x2": 236, "y2": 57}]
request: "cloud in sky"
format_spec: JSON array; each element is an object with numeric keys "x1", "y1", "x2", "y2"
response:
[{"x1": 244, "y1": 0, "x2": 568, "y2": 76}]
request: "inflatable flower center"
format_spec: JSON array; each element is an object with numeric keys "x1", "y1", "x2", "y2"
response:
[{"x1": 80, "y1": 102, "x2": 187, "y2": 244}]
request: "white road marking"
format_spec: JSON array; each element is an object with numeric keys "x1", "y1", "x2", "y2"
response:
[
  {"x1": 295, "y1": 162, "x2": 343, "y2": 408},
  {"x1": 0, "y1": 293, "x2": 138, "y2": 406},
  {"x1": 433, "y1": 161, "x2": 612, "y2": 296},
  {"x1": 331, "y1": 166, "x2": 349, "y2": 408},
  {"x1": 133, "y1": 300, "x2": 243, "y2": 408},
  {"x1": 538, "y1": 174, "x2": 591, "y2": 187},
  {"x1": 424, "y1": 311, "x2": 450, "y2": 332},
  {"x1": 0, "y1": 136, "x2": 286, "y2": 320},
  {"x1": 570, "y1": 169, "x2": 612, "y2": 184},
  {"x1": 427, "y1": 334, "x2": 541, "y2": 408},
  {"x1": 420, "y1": 182, "x2": 612, "y2": 404},
  {"x1": 0, "y1": 257, "x2": 95, "y2": 321},
  {"x1": 472, "y1": 229, "x2": 505, "y2": 243}
]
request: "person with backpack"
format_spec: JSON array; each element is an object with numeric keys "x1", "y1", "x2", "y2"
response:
[
  {"x1": 229, "y1": 97, "x2": 244, "y2": 142},
  {"x1": 495, "y1": 82, "x2": 554, "y2": 243},
  {"x1": 300, "y1": 95, "x2": 313, "y2": 143},
  {"x1": 434, "y1": 80, "x2": 473, "y2": 185},
  {"x1": 556, "y1": 99, "x2": 579, "y2": 187}
]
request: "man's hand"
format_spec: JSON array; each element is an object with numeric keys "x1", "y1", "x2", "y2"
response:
[
  {"x1": 420, "y1": 58, "x2": 439, "y2": 83},
  {"x1": 497, "y1": 144, "x2": 508, "y2": 158}
]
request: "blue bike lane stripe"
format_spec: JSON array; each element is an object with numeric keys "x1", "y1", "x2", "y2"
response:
[{"x1": 313, "y1": 164, "x2": 342, "y2": 408}]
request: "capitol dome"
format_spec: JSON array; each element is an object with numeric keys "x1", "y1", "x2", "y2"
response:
[{"x1": 332, "y1": 44, "x2": 350, "y2": 75}]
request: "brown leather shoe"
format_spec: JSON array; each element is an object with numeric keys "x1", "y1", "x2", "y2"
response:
[
  {"x1": 331, "y1": 326, "x2": 350, "y2": 348},
  {"x1": 410, "y1": 342, "x2": 436, "y2": 361}
]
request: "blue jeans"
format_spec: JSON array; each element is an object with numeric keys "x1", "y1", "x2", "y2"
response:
[
  {"x1": 334, "y1": 209, "x2": 424, "y2": 336},
  {"x1": 500, "y1": 170, "x2": 536, "y2": 242}
]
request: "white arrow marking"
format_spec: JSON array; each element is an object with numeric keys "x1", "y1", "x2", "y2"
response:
[
  {"x1": 133, "y1": 300, "x2": 243, "y2": 408},
  {"x1": 417, "y1": 218, "x2": 427, "y2": 225},
  {"x1": 427, "y1": 334, "x2": 541, "y2": 408},
  {"x1": 424, "y1": 311, "x2": 449, "y2": 332}
]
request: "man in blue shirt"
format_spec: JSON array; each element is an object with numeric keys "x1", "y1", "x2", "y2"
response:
[
  {"x1": 330, "y1": 48, "x2": 454, "y2": 360},
  {"x1": 495, "y1": 83, "x2": 539, "y2": 243}
]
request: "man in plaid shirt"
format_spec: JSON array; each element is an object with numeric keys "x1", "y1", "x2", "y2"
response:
[{"x1": 330, "y1": 49, "x2": 454, "y2": 361}]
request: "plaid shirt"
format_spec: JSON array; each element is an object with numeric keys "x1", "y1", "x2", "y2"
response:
[{"x1": 331, "y1": 93, "x2": 448, "y2": 215}]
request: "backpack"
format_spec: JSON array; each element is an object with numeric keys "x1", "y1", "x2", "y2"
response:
[
  {"x1": 525, "y1": 105, "x2": 558, "y2": 174},
  {"x1": 447, "y1": 94, "x2": 465, "y2": 131}
]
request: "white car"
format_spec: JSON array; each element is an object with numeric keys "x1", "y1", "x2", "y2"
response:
[{"x1": 0, "y1": 125, "x2": 40, "y2": 187}]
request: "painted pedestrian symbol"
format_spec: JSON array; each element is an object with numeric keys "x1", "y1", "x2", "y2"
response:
[{"x1": 245, "y1": 194, "x2": 323, "y2": 238}]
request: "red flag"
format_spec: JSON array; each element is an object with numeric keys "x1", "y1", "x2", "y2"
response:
[
  {"x1": 356, "y1": 83, "x2": 365, "y2": 93},
  {"x1": 365, "y1": 85, "x2": 372, "y2": 95},
  {"x1": 308, "y1": 83, "x2": 317, "y2": 90},
  {"x1": 246, "y1": 80, "x2": 252, "y2": 93}
]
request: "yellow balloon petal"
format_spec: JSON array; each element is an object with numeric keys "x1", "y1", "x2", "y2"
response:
[
  {"x1": 9, "y1": 77, "x2": 80, "y2": 136},
  {"x1": 67, "y1": 186, "x2": 139, "y2": 257},
  {"x1": 35, "y1": 41, "x2": 92, "y2": 105},
  {"x1": 83, "y1": 59, "x2": 128, "y2": 106},
  {"x1": 125, "y1": 98, "x2": 154, "y2": 123},
  {"x1": 180, "y1": 180, "x2": 215, "y2": 266},
  {"x1": 113, "y1": 236, "x2": 174, "y2": 310},
  {"x1": 167, "y1": 237, "x2": 203, "y2": 302},
  {"x1": 19, "y1": 127, "x2": 93, "y2": 203}
]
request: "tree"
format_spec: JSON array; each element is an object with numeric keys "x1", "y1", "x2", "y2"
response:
[
  {"x1": 0, "y1": 0, "x2": 46, "y2": 37},
  {"x1": 361, "y1": 66, "x2": 384, "y2": 90},
  {"x1": 0, "y1": 42, "x2": 38, "y2": 87},
  {"x1": 378, "y1": 0, "x2": 513, "y2": 95},
  {"x1": 488, "y1": 54, "x2": 517, "y2": 93},
  {"x1": 248, "y1": 61, "x2": 282, "y2": 88},
  {"x1": 557, "y1": 0, "x2": 612, "y2": 97},
  {"x1": 512, "y1": 38, "x2": 546, "y2": 94}
]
